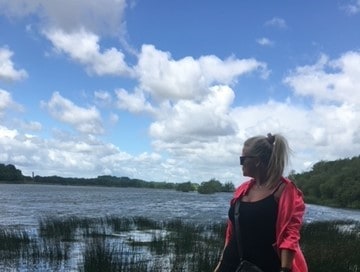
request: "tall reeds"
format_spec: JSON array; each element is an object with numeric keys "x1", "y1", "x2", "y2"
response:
[{"x1": 0, "y1": 217, "x2": 358, "y2": 271}]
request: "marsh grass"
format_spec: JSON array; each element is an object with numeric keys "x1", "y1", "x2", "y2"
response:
[
  {"x1": 0, "y1": 227, "x2": 30, "y2": 261},
  {"x1": 301, "y1": 220, "x2": 360, "y2": 272},
  {"x1": 0, "y1": 217, "x2": 359, "y2": 271}
]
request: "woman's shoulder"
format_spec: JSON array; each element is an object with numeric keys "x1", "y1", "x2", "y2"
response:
[
  {"x1": 280, "y1": 177, "x2": 305, "y2": 201},
  {"x1": 233, "y1": 179, "x2": 253, "y2": 199},
  {"x1": 281, "y1": 177, "x2": 303, "y2": 192}
]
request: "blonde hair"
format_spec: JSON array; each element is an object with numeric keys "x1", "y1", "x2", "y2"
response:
[{"x1": 244, "y1": 133, "x2": 290, "y2": 187}]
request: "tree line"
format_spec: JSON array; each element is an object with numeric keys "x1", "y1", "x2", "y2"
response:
[
  {"x1": 291, "y1": 155, "x2": 360, "y2": 209},
  {"x1": 0, "y1": 163, "x2": 234, "y2": 194},
  {"x1": 2, "y1": 154, "x2": 360, "y2": 207}
]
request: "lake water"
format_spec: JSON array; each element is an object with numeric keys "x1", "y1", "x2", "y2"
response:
[{"x1": 1, "y1": 184, "x2": 360, "y2": 230}]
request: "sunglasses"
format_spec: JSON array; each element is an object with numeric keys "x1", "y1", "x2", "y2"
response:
[{"x1": 239, "y1": 156, "x2": 256, "y2": 165}]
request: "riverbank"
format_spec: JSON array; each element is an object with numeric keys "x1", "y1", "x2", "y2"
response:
[{"x1": 0, "y1": 216, "x2": 359, "y2": 271}]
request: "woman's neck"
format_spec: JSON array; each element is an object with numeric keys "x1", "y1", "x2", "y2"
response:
[{"x1": 253, "y1": 171, "x2": 267, "y2": 186}]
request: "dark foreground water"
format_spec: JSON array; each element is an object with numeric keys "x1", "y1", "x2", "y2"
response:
[{"x1": 1, "y1": 184, "x2": 360, "y2": 229}]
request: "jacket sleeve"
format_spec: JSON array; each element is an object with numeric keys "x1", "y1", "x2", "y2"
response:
[
  {"x1": 225, "y1": 219, "x2": 234, "y2": 246},
  {"x1": 276, "y1": 181, "x2": 306, "y2": 251}
]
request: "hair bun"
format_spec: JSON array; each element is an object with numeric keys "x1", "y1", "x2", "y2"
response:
[{"x1": 267, "y1": 133, "x2": 275, "y2": 145}]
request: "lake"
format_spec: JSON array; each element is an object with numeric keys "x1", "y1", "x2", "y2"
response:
[{"x1": 1, "y1": 184, "x2": 360, "y2": 230}]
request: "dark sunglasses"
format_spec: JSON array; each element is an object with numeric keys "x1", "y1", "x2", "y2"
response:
[{"x1": 239, "y1": 156, "x2": 256, "y2": 165}]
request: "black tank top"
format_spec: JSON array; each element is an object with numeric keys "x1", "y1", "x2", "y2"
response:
[
  {"x1": 238, "y1": 194, "x2": 280, "y2": 271},
  {"x1": 224, "y1": 184, "x2": 282, "y2": 272}
]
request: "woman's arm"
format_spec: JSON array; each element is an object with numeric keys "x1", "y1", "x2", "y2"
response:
[
  {"x1": 276, "y1": 179, "x2": 308, "y2": 271},
  {"x1": 280, "y1": 249, "x2": 295, "y2": 270}
]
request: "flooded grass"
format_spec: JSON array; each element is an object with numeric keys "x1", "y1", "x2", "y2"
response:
[
  {"x1": 0, "y1": 217, "x2": 359, "y2": 271},
  {"x1": 301, "y1": 220, "x2": 360, "y2": 272}
]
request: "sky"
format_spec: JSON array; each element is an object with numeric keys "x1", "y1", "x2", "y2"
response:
[{"x1": 0, "y1": 0, "x2": 360, "y2": 185}]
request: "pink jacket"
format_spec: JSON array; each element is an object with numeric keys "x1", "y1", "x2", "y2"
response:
[{"x1": 224, "y1": 177, "x2": 308, "y2": 272}]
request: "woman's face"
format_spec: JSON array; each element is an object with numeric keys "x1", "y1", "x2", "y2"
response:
[{"x1": 241, "y1": 147, "x2": 257, "y2": 177}]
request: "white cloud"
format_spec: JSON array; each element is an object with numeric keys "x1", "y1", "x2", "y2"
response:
[
  {"x1": 0, "y1": 47, "x2": 28, "y2": 81},
  {"x1": 0, "y1": 0, "x2": 127, "y2": 35},
  {"x1": 115, "y1": 88, "x2": 155, "y2": 114},
  {"x1": 0, "y1": 125, "x2": 18, "y2": 139},
  {"x1": 0, "y1": 89, "x2": 23, "y2": 115},
  {"x1": 256, "y1": 37, "x2": 274, "y2": 46},
  {"x1": 45, "y1": 28, "x2": 132, "y2": 76},
  {"x1": 228, "y1": 99, "x2": 360, "y2": 173},
  {"x1": 0, "y1": 127, "x2": 166, "y2": 179},
  {"x1": 135, "y1": 44, "x2": 267, "y2": 101},
  {"x1": 264, "y1": 17, "x2": 287, "y2": 29},
  {"x1": 149, "y1": 85, "x2": 236, "y2": 143},
  {"x1": 14, "y1": 120, "x2": 42, "y2": 132},
  {"x1": 42, "y1": 92, "x2": 104, "y2": 135},
  {"x1": 342, "y1": 0, "x2": 360, "y2": 14},
  {"x1": 284, "y1": 51, "x2": 360, "y2": 104},
  {"x1": 0, "y1": 90, "x2": 13, "y2": 113},
  {"x1": 94, "y1": 90, "x2": 113, "y2": 106}
]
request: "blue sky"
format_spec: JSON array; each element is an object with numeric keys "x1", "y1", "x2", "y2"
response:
[{"x1": 1, "y1": 0, "x2": 360, "y2": 185}]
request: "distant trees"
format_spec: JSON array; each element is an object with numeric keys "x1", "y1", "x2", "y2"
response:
[
  {"x1": 291, "y1": 155, "x2": 360, "y2": 209},
  {"x1": 3, "y1": 154, "x2": 360, "y2": 208},
  {"x1": 0, "y1": 163, "x2": 236, "y2": 194},
  {"x1": 175, "y1": 181, "x2": 197, "y2": 192},
  {"x1": 197, "y1": 179, "x2": 235, "y2": 194},
  {"x1": 33, "y1": 175, "x2": 176, "y2": 190},
  {"x1": 0, "y1": 164, "x2": 23, "y2": 182}
]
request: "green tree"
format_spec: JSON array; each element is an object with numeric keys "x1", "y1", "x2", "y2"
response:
[
  {"x1": 222, "y1": 181, "x2": 235, "y2": 192},
  {"x1": 176, "y1": 181, "x2": 196, "y2": 192},
  {"x1": 197, "y1": 179, "x2": 223, "y2": 194},
  {"x1": 0, "y1": 164, "x2": 23, "y2": 181},
  {"x1": 293, "y1": 155, "x2": 360, "y2": 209}
]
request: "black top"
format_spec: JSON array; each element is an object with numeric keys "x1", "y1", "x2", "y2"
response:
[
  {"x1": 237, "y1": 194, "x2": 280, "y2": 271},
  {"x1": 219, "y1": 187, "x2": 281, "y2": 272}
]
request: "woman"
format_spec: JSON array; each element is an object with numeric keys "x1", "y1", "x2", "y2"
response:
[{"x1": 214, "y1": 133, "x2": 307, "y2": 272}]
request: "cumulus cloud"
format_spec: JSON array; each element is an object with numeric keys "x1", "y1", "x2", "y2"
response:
[
  {"x1": 14, "y1": 120, "x2": 42, "y2": 132},
  {"x1": 149, "y1": 48, "x2": 360, "y2": 180},
  {"x1": 0, "y1": 1, "x2": 133, "y2": 78},
  {"x1": 280, "y1": 51, "x2": 360, "y2": 168},
  {"x1": 0, "y1": 47, "x2": 28, "y2": 81},
  {"x1": 342, "y1": 0, "x2": 360, "y2": 14},
  {"x1": 149, "y1": 85, "x2": 236, "y2": 143},
  {"x1": 227, "y1": 98, "x2": 360, "y2": 174},
  {"x1": 0, "y1": 126, "x2": 165, "y2": 179},
  {"x1": 115, "y1": 88, "x2": 155, "y2": 114},
  {"x1": 135, "y1": 45, "x2": 267, "y2": 101},
  {"x1": 0, "y1": 90, "x2": 13, "y2": 113},
  {"x1": 0, "y1": 89, "x2": 23, "y2": 115},
  {"x1": 256, "y1": 37, "x2": 274, "y2": 46},
  {"x1": 284, "y1": 51, "x2": 360, "y2": 104},
  {"x1": 45, "y1": 28, "x2": 132, "y2": 76},
  {"x1": 264, "y1": 17, "x2": 287, "y2": 29},
  {"x1": 42, "y1": 92, "x2": 104, "y2": 135},
  {"x1": 94, "y1": 90, "x2": 113, "y2": 106},
  {"x1": 0, "y1": 0, "x2": 127, "y2": 35}
]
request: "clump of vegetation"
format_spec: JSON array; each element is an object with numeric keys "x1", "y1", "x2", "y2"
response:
[
  {"x1": 175, "y1": 181, "x2": 197, "y2": 192},
  {"x1": 301, "y1": 220, "x2": 360, "y2": 272},
  {"x1": 291, "y1": 155, "x2": 360, "y2": 209},
  {"x1": 1, "y1": 164, "x2": 236, "y2": 194},
  {"x1": 197, "y1": 178, "x2": 235, "y2": 194},
  {"x1": 0, "y1": 217, "x2": 359, "y2": 271},
  {"x1": 0, "y1": 164, "x2": 23, "y2": 182},
  {"x1": 0, "y1": 228, "x2": 30, "y2": 258}
]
